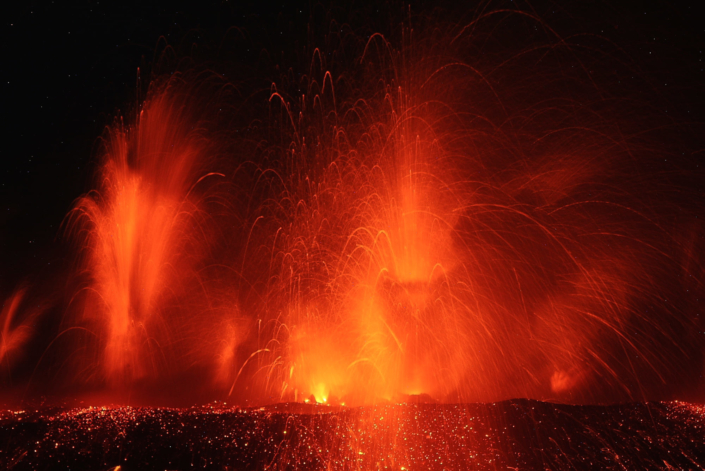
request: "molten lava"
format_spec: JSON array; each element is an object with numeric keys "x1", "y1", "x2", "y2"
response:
[
  {"x1": 66, "y1": 79, "x2": 237, "y2": 391},
  {"x1": 0, "y1": 6, "x2": 697, "y2": 410}
]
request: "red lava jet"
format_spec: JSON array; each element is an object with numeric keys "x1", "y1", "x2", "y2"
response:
[
  {"x1": 1, "y1": 3, "x2": 704, "y2": 470},
  {"x1": 63, "y1": 77, "x2": 242, "y2": 398},
  {"x1": 239, "y1": 25, "x2": 702, "y2": 407},
  {"x1": 0, "y1": 288, "x2": 39, "y2": 375}
]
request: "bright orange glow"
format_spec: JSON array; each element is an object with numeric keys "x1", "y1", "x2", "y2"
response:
[
  {"x1": 241, "y1": 28, "x2": 700, "y2": 405},
  {"x1": 67, "y1": 78, "x2": 238, "y2": 389},
  {"x1": 271, "y1": 116, "x2": 472, "y2": 404},
  {"x1": 45, "y1": 13, "x2": 701, "y2": 407}
]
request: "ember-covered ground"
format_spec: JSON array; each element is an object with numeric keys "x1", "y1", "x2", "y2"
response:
[{"x1": 1, "y1": 400, "x2": 704, "y2": 470}]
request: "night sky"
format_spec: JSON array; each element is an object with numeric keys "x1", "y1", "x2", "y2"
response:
[
  {"x1": 2, "y1": 1, "x2": 273, "y2": 285},
  {"x1": 2, "y1": 0, "x2": 705, "y2": 404},
  {"x1": 3, "y1": 0, "x2": 704, "y2": 283}
]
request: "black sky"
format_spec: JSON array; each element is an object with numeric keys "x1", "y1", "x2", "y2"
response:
[{"x1": 2, "y1": 1, "x2": 704, "y2": 287}]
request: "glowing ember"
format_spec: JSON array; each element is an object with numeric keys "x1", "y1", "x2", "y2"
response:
[{"x1": 2, "y1": 401, "x2": 704, "y2": 469}]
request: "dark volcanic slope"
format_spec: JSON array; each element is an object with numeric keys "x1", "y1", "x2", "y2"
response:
[{"x1": 1, "y1": 400, "x2": 704, "y2": 470}]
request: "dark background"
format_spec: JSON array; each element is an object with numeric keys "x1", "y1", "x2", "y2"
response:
[
  {"x1": 1, "y1": 0, "x2": 704, "y2": 401},
  {"x1": 2, "y1": 0, "x2": 704, "y2": 287}
]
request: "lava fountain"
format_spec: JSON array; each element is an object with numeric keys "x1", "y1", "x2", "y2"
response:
[
  {"x1": 9, "y1": 3, "x2": 699, "y2": 408},
  {"x1": 238, "y1": 13, "x2": 703, "y2": 405},
  {"x1": 2, "y1": 3, "x2": 704, "y2": 470},
  {"x1": 65, "y1": 75, "x2": 239, "y2": 392}
]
